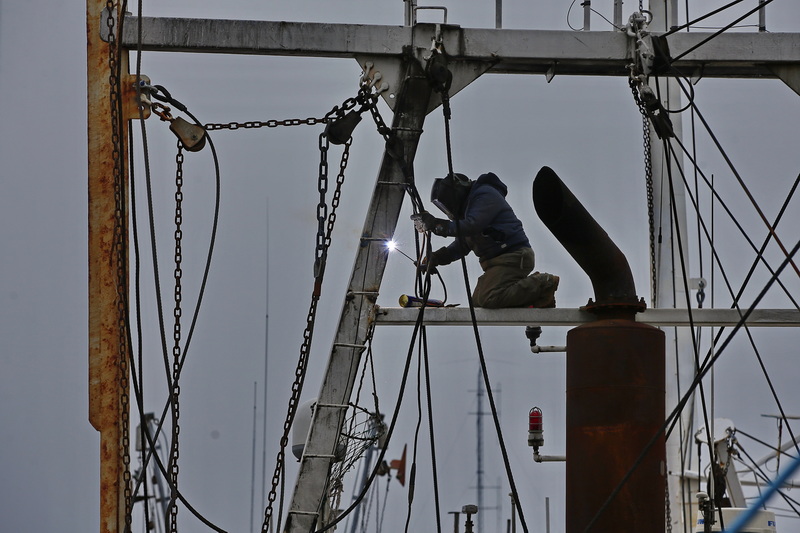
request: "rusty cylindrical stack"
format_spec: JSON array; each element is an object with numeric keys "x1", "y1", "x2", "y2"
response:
[{"x1": 533, "y1": 166, "x2": 666, "y2": 532}]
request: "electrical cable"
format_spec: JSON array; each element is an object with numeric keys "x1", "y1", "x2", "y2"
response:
[
  {"x1": 126, "y1": 107, "x2": 225, "y2": 530},
  {"x1": 127, "y1": 49, "x2": 227, "y2": 528},
  {"x1": 431, "y1": 62, "x2": 530, "y2": 532},
  {"x1": 128, "y1": 118, "x2": 152, "y2": 533}
]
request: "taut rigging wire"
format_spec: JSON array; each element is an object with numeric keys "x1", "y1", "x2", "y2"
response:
[
  {"x1": 669, "y1": 0, "x2": 777, "y2": 63},
  {"x1": 662, "y1": 137, "x2": 719, "y2": 504},
  {"x1": 666, "y1": 139, "x2": 800, "y2": 460},
  {"x1": 662, "y1": 0, "x2": 747, "y2": 37},
  {"x1": 666, "y1": 133, "x2": 800, "y2": 308},
  {"x1": 667, "y1": 76, "x2": 800, "y2": 281},
  {"x1": 734, "y1": 438, "x2": 800, "y2": 517}
]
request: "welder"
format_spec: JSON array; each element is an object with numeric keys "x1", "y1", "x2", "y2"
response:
[{"x1": 412, "y1": 172, "x2": 559, "y2": 308}]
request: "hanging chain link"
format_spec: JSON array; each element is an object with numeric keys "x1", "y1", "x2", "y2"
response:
[
  {"x1": 315, "y1": 132, "x2": 330, "y2": 279},
  {"x1": 105, "y1": 1, "x2": 134, "y2": 529},
  {"x1": 168, "y1": 142, "x2": 185, "y2": 532},
  {"x1": 260, "y1": 92, "x2": 361, "y2": 533},
  {"x1": 665, "y1": 475, "x2": 674, "y2": 533},
  {"x1": 630, "y1": 77, "x2": 657, "y2": 303}
]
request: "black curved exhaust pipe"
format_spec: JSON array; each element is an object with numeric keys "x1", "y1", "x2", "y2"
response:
[{"x1": 533, "y1": 166, "x2": 643, "y2": 315}]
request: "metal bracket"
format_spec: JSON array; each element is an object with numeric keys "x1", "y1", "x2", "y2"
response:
[{"x1": 121, "y1": 74, "x2": 153, "y2": 120}]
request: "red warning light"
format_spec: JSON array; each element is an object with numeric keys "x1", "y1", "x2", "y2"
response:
[{"x1": 529, "y1": 407, "x2": 543, "y2": 432}]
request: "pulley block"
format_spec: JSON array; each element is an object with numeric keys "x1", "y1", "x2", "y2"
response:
[
  {"x1": 169, "y1": 116, "x2": 207, "y2": 152},
  {"x1": 324, "y1": 110, "x2": 362, "y2": 145}
]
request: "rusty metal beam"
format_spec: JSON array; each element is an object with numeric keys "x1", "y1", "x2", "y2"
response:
[{"x1": 88, "y1": 1, "x2": 130, "y2": 531}]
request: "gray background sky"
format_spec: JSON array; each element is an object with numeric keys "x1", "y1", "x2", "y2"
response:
[{"x1": 1, "y1": 1, "x2": 799, "y2": 532}]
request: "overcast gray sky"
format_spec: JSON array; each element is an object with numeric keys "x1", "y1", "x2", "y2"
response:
[{"x1": 1, "y1": 1, "x2": 799, "y2": 532}]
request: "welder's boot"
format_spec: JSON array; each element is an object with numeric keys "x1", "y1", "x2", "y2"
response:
[{"x1": 529, "y1": 273, "x2": 559, "y2": 308}]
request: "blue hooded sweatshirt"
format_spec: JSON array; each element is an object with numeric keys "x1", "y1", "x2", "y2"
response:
[{"x1": 435, "y1": 172, "x2": 531, "y2": 264}]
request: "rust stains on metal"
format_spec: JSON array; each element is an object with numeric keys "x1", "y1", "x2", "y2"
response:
[
  {"x1": 565, "y1": 319, "x2": 666, "y2": 532},
  {"x1": 88, "y1": 1, "x2": 130, "y2": 531}
]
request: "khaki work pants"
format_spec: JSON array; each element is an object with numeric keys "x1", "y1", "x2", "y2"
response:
[{"x1": 472, "y1": 247, "x2": 556, "y2": 308}]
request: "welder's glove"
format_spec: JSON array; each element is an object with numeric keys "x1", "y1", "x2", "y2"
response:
[
  {"x1": 411, "y1": 211, "x2": 448, "y2": 236},
  {"x1": 415, "y1": 247, "x2": 450, "y2": 274}
]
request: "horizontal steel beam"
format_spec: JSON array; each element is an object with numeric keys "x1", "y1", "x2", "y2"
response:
[
  {"x1": 116, "y1": 16, "x2": 800, "y2": 79},
  {"x1": 374, "y1": 307, "x2": 800, "y2": 327}
]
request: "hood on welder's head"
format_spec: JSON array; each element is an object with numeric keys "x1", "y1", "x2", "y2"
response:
[{"x1": 431, "y1": 173, "x2": 472, "y2": 220}]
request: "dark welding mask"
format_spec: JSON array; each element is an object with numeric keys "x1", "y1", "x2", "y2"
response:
[{"x1": 431, "y1": 173, "x2": 471, "y2": 220}]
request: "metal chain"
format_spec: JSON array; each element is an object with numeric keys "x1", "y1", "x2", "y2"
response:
[
  {"x1": 205, "y1": 116, "x2": 327, "y2": 131},
  {"x1": 630, "y1": 77, "x2": 657, "y2": 303},
  {"x1": 325, "y1": 139, "x2": 351, "y2": 249},
  {"x1": 105, "y1": 1, "x2": 134, "y2": 529},
  {"x1": 168, "y1": 143, "x2": 185, "y2": 532},
  {"x1": 665, "y1": 475, "x2": 673, "y2": 533},
  {"x1": 203, "y1": 97, "x2": 360, "y2": 132},
  {"x1": 261, "y1": 96, "x2": 359, "y2": 533},
  {"x1": 315, "y1": 132, "x2": 330, "y2": 279}
]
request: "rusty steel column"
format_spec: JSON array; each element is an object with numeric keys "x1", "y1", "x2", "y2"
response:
[
  {"x1": 565, "y1": 321, "x2": 665, "y2": 532},
  {"x1": 88, "y1": 1, "x2": 131, "y2": 531},
  {"x1": 533, "y1": 166, "x2": 666, "y2": 532}
]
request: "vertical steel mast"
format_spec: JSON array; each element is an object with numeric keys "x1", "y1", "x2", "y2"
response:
[
  {"x1": 648, "y1": 2, "x2": 698, "y2": 530},
  {"x1": 87, "y1": 1, "x2": 130, "y2": 531}
]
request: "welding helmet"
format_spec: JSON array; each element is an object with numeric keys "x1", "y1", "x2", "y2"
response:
[{"x1": 431, "y1": 173, "x2": 472, "y2": 220}]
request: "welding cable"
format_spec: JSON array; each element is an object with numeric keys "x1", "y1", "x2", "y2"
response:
[
  {"x1": 311, "y1": 291, "x2": 437, "y2": 533},
  {"x1": 454, "y1": 220, "x2": 531, "y2": 533}
]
